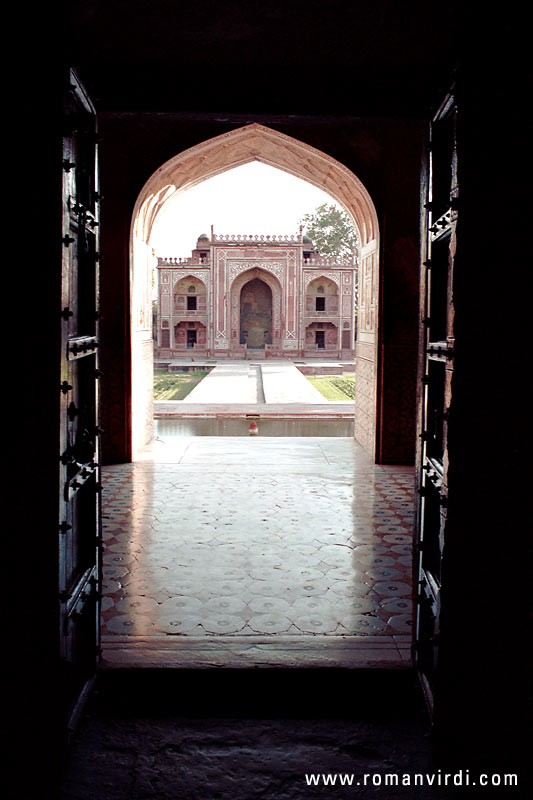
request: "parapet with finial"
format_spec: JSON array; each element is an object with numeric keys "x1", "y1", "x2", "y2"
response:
[
  {"x1": 212, "y1": 232, "x2": 302, "y2": 245},
  {"x1": 157, "y1": 256, "x2": 210, "y2": 267},
  {"x1": 303, "y1": 255, "x2": 356, "y2": 267}
]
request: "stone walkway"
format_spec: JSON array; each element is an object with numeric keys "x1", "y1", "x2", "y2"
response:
[
  {"x1": 155, "y1": 359, "x2": 353, "y2": 418},
  {"x1": 181, "y1": 360, "x2": 328, "y2": 404},
  {"x1": 261, "y1": 362, "x2": 327, "y2": 403},
  {"x1": 101, "y1": 437, "x2": 414, "y2": 668}
]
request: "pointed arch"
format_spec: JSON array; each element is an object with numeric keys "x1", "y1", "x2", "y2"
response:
[
  {"x1": 307, "y1": 275, "x2": 340, "y2": 293},
  {"x1": 133, "y1": 124, "x2": 378, "y2": 247},
  {"x1": 231, "y1": 266, "x2": 282, "y2": 348},
  {"x1": 174, "y1": 275, "x2": 207, "y2": 295},
  {"x1": 130, "y1": 124, "x2": 379, "y2": 458}
]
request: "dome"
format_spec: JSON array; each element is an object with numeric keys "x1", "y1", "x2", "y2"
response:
[
  {"x1": 197, "y1": 233, "x2": 209, "y2": 242},
  {"x1": 303, "y1": 235, "x2": 313, "y2": 245}
]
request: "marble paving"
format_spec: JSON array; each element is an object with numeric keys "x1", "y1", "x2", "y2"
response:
[
  {"x1": 169, "y1": 360, "x2": 328, "y2": 404},
  {"x1": 101, "y1": 437, "x2": 414, "y2": 667}
]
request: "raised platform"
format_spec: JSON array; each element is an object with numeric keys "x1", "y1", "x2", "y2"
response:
[
  {"x1": 102, "y1": 634, "x2": 411, "y2": 669},
  {"x1": 155, "y1": 358, "x2": 355, "y2": 372}
]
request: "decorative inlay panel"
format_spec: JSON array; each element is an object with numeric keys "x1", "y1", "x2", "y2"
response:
[
  {"x1": 303, "y1": 271, "x2": 340, "y2": 291},
  {"x1": 160, "y1": 287, "x2": 171, "y2": 316},
  {"x1": 228, "y1": 261, "x2": 284, "y2": 284},
  {"x1": 356, "y1": 341, "x2": 376, "y2": 361},
  {"x1": 171, "y1": 271, "x2": 208, "y2": 284}
]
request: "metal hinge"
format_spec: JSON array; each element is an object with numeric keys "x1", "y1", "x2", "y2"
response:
[
  {"x1": 68, "y1": 337, "x2": 99, "y2": 358},
  {"x1": 427, "y1": 344, "x2": 454, "y2": 359}
]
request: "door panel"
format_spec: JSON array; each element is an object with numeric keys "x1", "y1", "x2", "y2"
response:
[
  {"x1": 414, "y1": 90, "x2": 457, "y2": 711},
  {"x1": 59, "y1": 69, "x2": 101, "y2": 731}
]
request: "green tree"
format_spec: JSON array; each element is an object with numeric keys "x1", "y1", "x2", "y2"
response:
[{"x1": 300, "y1": 203, "x2": 359, "y2": 261}]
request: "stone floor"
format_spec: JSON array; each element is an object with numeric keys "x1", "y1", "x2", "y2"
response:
[
  {"x1": 101, "y1": 436, "x2": 414, "y2": 668},
  {"x1": 60, "y1": 670, "x2": 448, "y2": 800},
  {"x1": 60, "y1": 437, "x2": 457, "y2": 800}
]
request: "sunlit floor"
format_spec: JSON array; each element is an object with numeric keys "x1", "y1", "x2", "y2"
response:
[{"x1": 101, "y1": 435, "x2": 414, "y2": 668}]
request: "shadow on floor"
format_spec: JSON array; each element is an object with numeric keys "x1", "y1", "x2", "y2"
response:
[{"x1": 59, "y1": 668, "x2": 459, "y2": 799}]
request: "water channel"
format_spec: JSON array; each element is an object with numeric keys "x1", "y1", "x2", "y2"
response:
[{"x1": 155, "y1": 418, "x2": 354, "y2": 437}]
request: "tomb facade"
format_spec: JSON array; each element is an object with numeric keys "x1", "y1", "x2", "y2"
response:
[{"x1": 155, "y1": 228, "x2": 357, "y2": 358}]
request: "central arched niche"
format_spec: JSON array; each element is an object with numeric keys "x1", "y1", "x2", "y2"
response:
[
  {"x1": 131, "y1": 123, "x2": 380, "y2": 459},
  {"x1": 231, "y1": 267, "x2": 282, "y2": 349},
  {"x1": 240, "y1": 278, "x2": 272, "y2": 348}
]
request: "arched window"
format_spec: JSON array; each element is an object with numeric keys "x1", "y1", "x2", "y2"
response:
[{"x1": 307, "y1": 277, "x2": 337, "y2": 311}]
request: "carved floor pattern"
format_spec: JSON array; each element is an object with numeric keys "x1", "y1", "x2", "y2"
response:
[{"x1": 100, "y1": 438, "x2": 414, "y2": 652}]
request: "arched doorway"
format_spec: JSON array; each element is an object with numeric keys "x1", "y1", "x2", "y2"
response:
[
  {"x1": 239, "y1": 278, "x2": 272, "y2": 348},
  {"x1": 131, "y1": 123, "x2": 379, "y2": 458},
  {"x1": 173, "y1": 321, "x2": 207, "y2": 349},
  {"x1": 230, "y1": 266, "x2": 281, "y2": 355}
]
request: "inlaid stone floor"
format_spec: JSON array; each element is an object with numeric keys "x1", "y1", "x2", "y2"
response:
[{"x1": 101, "y1": 437, "x2": 414, "y2": 667}]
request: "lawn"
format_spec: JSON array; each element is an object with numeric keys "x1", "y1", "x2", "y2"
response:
[
  {"x1": 306, "y1": 374, "x2": 356, "y2": 401},
  {"x1": 153, "y1": 369, "x2": 210, "y2": 401}
]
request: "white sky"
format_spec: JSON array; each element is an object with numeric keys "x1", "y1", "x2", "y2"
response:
[{"x1": 149, "y1": 161, "x2": 342, "y2": 258}]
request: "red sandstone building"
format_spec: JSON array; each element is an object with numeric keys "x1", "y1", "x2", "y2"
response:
[{"x1": 155, "y1": 227, "x2": 357, "y2": 358}]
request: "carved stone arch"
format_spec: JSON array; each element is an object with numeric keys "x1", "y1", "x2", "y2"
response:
[
  {"x1": 133, "y1": 124, "x2": 378, "y2": 248},
  {"x1": 131, "y1": 123, "x2": 379, "y2": 459},
  {"x1": 173, "y1": 274, "x2": 207, "y2": 295},
  {"x1": 307, "y1": 275, "x2": 340, "y2": 294}
]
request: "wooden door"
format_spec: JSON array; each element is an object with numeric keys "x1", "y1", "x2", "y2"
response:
[
  {"x1": 58, "y1": 68, "x2": 102, "y2": 732},
  {"x1": 414, "y1": 90, "x2": 458, "y2": 712}
]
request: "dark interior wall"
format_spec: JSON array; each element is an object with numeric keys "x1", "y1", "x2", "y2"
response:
[
  {"x1": 377, "y1": 124, "x2": 424, "y2": 463},
  {"x1": 98, "y1": 148, "x2": 132, "y2": 465},
  {"x1": 98, "y1": 113, "x2": 423, "y2": 463},
  {"x1": 65, "y1": 0, "x2": 462, "y2": 118}
]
